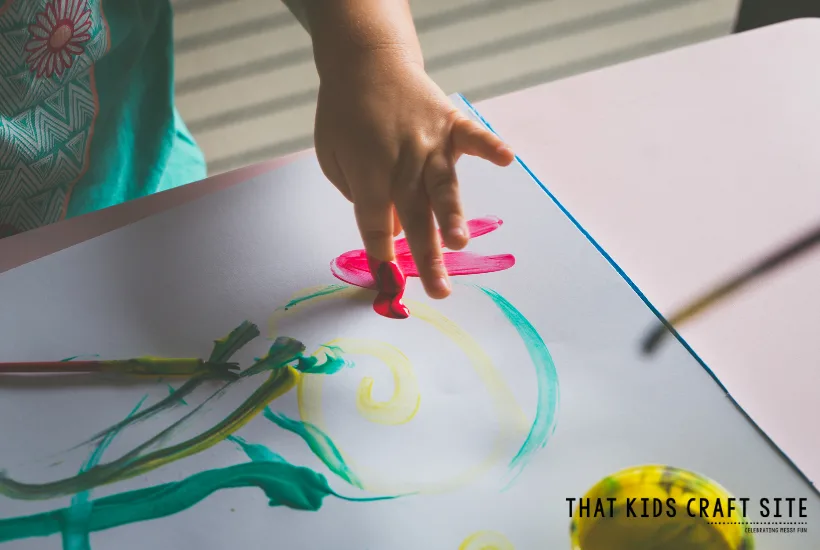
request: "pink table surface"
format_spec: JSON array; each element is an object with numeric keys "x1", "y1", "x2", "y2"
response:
[
  {"x1": 1, "y1": 19, "x2": 817, "y2": 484},
  {"x1": 479, "y1": 18, "x2": 820, "y2": 485}
]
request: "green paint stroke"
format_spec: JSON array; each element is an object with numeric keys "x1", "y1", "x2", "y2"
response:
[
  {"x1": 0, "y1": 338, "x2": 306, "y2": 501},
  {"x1": 477, "y1": 286, "x2": 560, "y2": 480},
  {"x1": 281, "y1": 284, "x2": 348, "y2": 311},
  {"x1": 263, "y1": 408, "x2": 363, "y2": 489},
  {"x1": 295, "y1": 345, "x2": 352, "y2": 375},
  {"x1": 0, "y1": 461, "x2": 393, "y2": 544},
  {"x1": 167, "y1": 384, "x2": 188, "y2": 406},
  {"x1": 97, "y1": 358, "x2": 239, "y2": 377},
  {"x1": 64, "y1": 396, "x2": 148, "y2": 550},
  {"x1": 209, "y1": 321, "x2": 261, "y2": 364},
  {"x1": 68, "y1": 322, "x2": 260, "y2": 451},
  {"x1": 226, "y1": 435, "x2": 285, "y2": 464},
  {"x1": 74, "y1": 374, "x2": 222, "y2": 451}
]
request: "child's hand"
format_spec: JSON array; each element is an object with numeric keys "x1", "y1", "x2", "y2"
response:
[{"x1": 305, "y1": 1, "x2": 515, "y2": 299}]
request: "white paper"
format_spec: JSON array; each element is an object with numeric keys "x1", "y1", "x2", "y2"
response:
[{"x1": 0, "y1": 96, "x2": 816, "y2": 549}]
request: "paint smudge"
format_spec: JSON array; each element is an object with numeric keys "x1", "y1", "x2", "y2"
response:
[
  {"x1": 167, "y1": 384, "x2": 188, "y2": 406},
  {"x1": 281, "y1": 284, "x2": 349, "y2": 311},
  {"x1": 368, "y1": 256, "x2": 410, "y2": 319},
  {"x1": 0, "y1": 337, "x2": 305, "y2": 500},
  {"x1": 70, "y1": 322, "x2": 259, "y2": 451},
  {"x1": 64, "y1": 397, "x2": 147, "y2": 550},
  {"x1": 0, "y1": 462, "x2": 394, "y2": 544},
  {"x1": 209, "y1": 321, "x2": 261, "y2": 363},
  {"x1": 226, "y1": 435, "x2": 285, "y2": 464},
  {"x1": 95, "y1": 357, "x2": 239, "y2": 377},
  {"x1": 295, "y1": 345, "x2": 351, "y2": 375},
  {"x1": 330, "y1": 216, "x2": 515, "y2": 319},
  {"x1": 459, "y1": 530, "x2": 516, "y2": 550},
  {"x1": 329, "y1": 338, "x2": 420, "y2": 426},
  {"x1": 476, "y1": 286, "x2": 559, "y2": 482},
  {"x1": 262, "y1": 408, "x2": 363, "y2": 489},
  {"x1": 291, "y1": 285, "x2": 530, "y2": 495}
]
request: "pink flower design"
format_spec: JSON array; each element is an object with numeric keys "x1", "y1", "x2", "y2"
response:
[
  {"x1": 331, "y1": 216, "x2": 516, "y2": 290},
  {"x1": 25, "y1": 0, "x2": 92, "y2": 78},
  {"x1": 330, "y1": 216, "x2": 515, "y2": 319}
]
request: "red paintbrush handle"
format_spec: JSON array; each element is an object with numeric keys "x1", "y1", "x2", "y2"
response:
[{"x1": 0, "y1": 361, "x2": 103, "y2": 374}]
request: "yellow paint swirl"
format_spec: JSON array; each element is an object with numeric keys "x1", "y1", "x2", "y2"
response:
[
  {"x1": 325, "y1": 337, "x2": 420, "y2": 425},
  {"x1": 459, "y1": 530, "x2": 515, "y2": 550},
  {"x1": 269, "y1": 286, "x2": 529, "y2": 495}
]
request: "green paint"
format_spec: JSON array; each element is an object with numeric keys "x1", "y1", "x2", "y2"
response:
[
  {"x1": 208, "y1": 321, "x2": 261, "y2": 364},
  {"x1": 64, "y1": 396, "x2": 147, "y2": 550},
  {"x1": 0, "y1": 319, "x2": 394, "y2": 545},
  {"x1": 226, "y1": 435, "x2": 285, "y2": 464},
  {"x1": 98, "y1": 357, "x2": 239, "y2": 377},
  {"x1": 69, "y1": 323, "x2": 260, "y2": 454},
  {"x1": 0, "y1": 461, "x2": 392, "y2": 544},
  {"x1": 295, "y1": 345, "x2": 352, "y2": 375},
  {"x1": 73, "y1": 370, "x2": 231, "y2": 451},
  {"x1": 281, "y1": 285, "x2": 348, "y2": 311},
  {"x1": 60, "y1": 355, "x2": 100, "y2": 362},
  {"x1": 601, "y1": 476, "x2": 622, "y2": 497},
  {"x1": 167, "y1": 384, "x2": 188, "y2": 406},
  {"x1": 263, "y1": 408, "x2": 363, "y2": 489},
  {"x1": 0, "y1": 338, "x2": 306, "y2": 500},
  {"x1": 477, "y1": 286, "x2": 560, "y2": 481}
]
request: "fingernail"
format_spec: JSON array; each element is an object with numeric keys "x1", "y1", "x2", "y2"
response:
[
  {"x1": 450, "y1": 226, "x2": 467, "y2": 240},
  {"x1": 497, "y1": 144, "x2": 514, "y2": 155},
  {"x1": 431, "y1": 277, "x2": 450, "y2": 293}
]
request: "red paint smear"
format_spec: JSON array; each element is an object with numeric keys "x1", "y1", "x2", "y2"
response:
[
  {"x1": 330, "y1": 216, "x2": 516, "y2": 319},
  {"x1": 367, "y1": 256, "x2": 410, "y2": 319}
]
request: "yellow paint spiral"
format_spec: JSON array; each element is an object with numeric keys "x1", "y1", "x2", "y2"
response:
[
  {"x1": 459, "y1": 531, "x2": 516, "y2": 550},
  {"x1": 328, "y1": 337, "x2": 420, "y2": 425},
  {"x1": 269, "y1": 285, "x2": 529, "y2": 495}
]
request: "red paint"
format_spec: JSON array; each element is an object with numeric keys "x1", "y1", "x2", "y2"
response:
[
  {"x1": 367, "y1": 256, "x2": 410, "y2": 319},
  {"x1": 330, "y1": 216, "x2": 516, "y2": 319}
]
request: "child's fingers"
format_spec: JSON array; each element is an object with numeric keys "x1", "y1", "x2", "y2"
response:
[
  {"x1": 316, "y1": 151, "x2": 354, "y2": 201},
  {"x1": 353, "y1": 199, "x2": 396, "y2": 265},
  {"x1": 424, "y1": 152, "x2": 468, "y2": 251},
  {"x1": 394, "y1": 189, "x2": 450, "y2": 299},
  {"x1": 392, "y1": 206, "x2": 403, "y2": 237},
  {"x1": 451, "y1": 117, "x2": 515, "y2": 166}
]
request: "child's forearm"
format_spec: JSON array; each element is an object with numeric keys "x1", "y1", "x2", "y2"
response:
[{"x1": 283, "y1": 0, "x2": 423, "y2": 80}]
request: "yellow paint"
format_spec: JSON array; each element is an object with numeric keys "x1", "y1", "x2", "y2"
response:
[
  {"x1": 406, "y1": 298, "x2": 527, "y2": 430},
  {"x1": 271, "y1": 286, "x2": 529, "y2": 495},
  {"x1": 571, "y1": 465, "x2": 754, "y2": 550},
  {"x1": 319, "y1": 338, "x2": 421, "y2": 425},
  {"x1": 459, "y1": 530, "x2": 515, "y2": 550},
  {"x1": 121, "y1": 366, "x2": 299, "y2": 481}
]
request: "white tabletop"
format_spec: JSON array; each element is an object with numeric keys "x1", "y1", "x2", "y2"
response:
[{"x1": 478, "y1": 18, "x2": 820, "y2": 486}]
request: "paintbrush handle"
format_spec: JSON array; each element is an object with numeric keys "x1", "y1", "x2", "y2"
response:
[
  {"x1": 0, "y1": 361, "x2": 102, "y2": 374},
  {"x1": 0, "y1": 358, "x2": 239, "y2": 376}
]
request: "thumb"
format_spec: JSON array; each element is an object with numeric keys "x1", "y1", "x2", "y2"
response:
[{"x1": 451, "y1": 117, "x2": 515, "y2": 166}]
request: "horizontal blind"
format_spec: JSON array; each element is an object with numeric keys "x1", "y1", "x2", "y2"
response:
[{"x1": 172, "y1": 0, "x2": 738, "y2": 174}]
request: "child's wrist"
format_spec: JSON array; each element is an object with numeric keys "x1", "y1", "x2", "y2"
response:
[{"x1": 304, "y1": 0, "x2": 423, "y2": 79}]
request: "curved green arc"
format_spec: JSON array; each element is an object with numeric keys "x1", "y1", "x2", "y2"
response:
[{"x1": 474, "y1": 285, "x2": 560, "y2": 482}]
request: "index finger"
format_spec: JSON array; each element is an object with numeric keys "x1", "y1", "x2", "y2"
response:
[{"x1": 353, "y1": 199, "x2": 396, "y2": 265}]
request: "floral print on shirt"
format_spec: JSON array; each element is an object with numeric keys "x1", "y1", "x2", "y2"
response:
[{"x1": 0, "y1": 0, "x2": 108, "y2": 236}]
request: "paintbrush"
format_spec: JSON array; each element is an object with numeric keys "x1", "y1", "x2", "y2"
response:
[
  {"x1": 0, "y1": 357, "x2": 240, "y2": 377},
  {"x1": 642, "y1": 220, "x2": 820, "y2": 354}
]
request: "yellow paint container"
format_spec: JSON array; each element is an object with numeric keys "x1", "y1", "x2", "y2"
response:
[{"x1": 570, "y1": 465, "x2": 754, "y2": 550}]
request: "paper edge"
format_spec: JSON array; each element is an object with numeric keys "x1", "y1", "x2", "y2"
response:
[{"x1": 450, "y1": 92, "x2": 816, "y2": 492}]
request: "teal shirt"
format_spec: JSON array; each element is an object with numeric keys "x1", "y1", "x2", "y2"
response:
[{"x1": 0, "y1": 0, "x2": 206, "y2": 238}]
